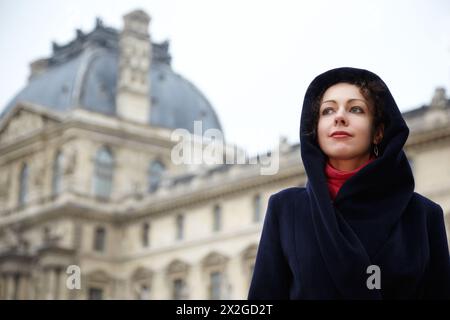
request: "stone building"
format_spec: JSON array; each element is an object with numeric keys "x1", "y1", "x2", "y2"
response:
[{"x1": 0, "y1": 9, "x2": 449, "y2": 300}]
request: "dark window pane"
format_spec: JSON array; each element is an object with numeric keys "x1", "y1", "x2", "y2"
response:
[
  {"x1": 253, "y1": 194, "x2": 261, "y2": 222},
  {"x1": 88, "y1": 287, "x2": 103, "y2": 300},
  {"x1": 213, "y1": 205, "x2": 221, "y2": 232},
  {"x1": 176, "y1": 215, "x2": 184, "y2": 240},
  {"x1": 93, "y1": 147, "x2": 114, "y2": 198},
  {"x1": 142, "y1": 223, "x2": 150, "y2": 247},
  {"x1": 210, "y1": 271, "x2": 223, "y2": 300},
  {"x1": 173, "y1": 278, "x2": 186, "y2": 300},
  {"x1": 19, "y1": 164, "x2": 28, "y2": 205},
  {"x1": 94, "y1": 227, "x2": 106, "y2": 252},
  {"x1": 52, "y1": 151, "x2": 64, "y2": 196},
  {"x1": 148, "y1": 160, "x2": 165, "y2": 192}
]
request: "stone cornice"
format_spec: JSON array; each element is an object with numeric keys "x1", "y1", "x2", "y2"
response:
[
  {"x1": 0, "y1": 159, "x2": 305, "y2": 228},
  {"x1": 127, "y1": 163, "x2": 305, "y2": 221},
  {"x1": 405, "y1": 123, "x2": 450, "y2": 150},
  {"x1": 0, "y1": 106, "x2": 176, "y2": 160}
]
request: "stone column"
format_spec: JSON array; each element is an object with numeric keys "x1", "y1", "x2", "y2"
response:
[
  {"x1": 228, "y1": 256, "x2": 245, "y2": 299},
  {"x1": 5, "y1": 274, "x2": 14, "y2": 300},
  {"x1": 54, "y1": 267, "x2": 61, "y2": 299},
  {"x1": 153, "y1": 269, "x2": 168, "y2": 299},
  {"x1": 46, "y1": 268, "x2": 55, "y2": 300},
  {"x1": 20, "y1": 274, "x2": 30, "y2": 300},
  {"x1": 0, "y1": 274, "x2": 5, "y2": 299},
  {"x1": 58, "y1": 267, "x2": 69, "y2": 300},
  {"x1": 190, "y1": 263, "x2": 204, "y2": 299}
]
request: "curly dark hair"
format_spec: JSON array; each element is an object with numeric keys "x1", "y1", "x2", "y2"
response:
[{"x1": 305, "y1": 79, "x2": 389, "y2": 158}]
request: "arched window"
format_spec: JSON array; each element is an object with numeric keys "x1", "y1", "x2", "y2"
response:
[
  {"x1": 93, "y1": 147, "x2": 114, "y2": 198},
  {"x1": 173, "y1": 278, "x2": 187, "y2": 300},
  {"x1": 202, "y1": 252, "x2": 229, "y2": 300},
  {"x1": 210, "y1": 271, "x2": 224, "y2": 300},
  {"x1": 18, "y1": 163, "x2": 28, "y2": 206},
  {"x1": 167, "y1": 260, "x2": 190, "y2": 299},
  {"x1": 138, "y1": 284, "x2": 150, "y2": 300},
  {"x1": 52, "y1": 151, "x2": 64, "y2": 196},
  {"x1": 242, "y1": 244, "x2": 258, "y2": 290},
  {"x1": 148, "y1": 160, "x2": 165, "y2": 193},
  {"x1": 93, "y1": 226, "x2": 106, "y2": 252}
]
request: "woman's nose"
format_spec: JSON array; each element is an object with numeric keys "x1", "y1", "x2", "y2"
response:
[{"x1": 334, "y1": 109, "x2": 348, "y2": 125}]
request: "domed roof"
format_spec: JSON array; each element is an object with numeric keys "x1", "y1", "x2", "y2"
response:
[{"x1": 1, "y1": 19, "x2": 223, "y2": 136}]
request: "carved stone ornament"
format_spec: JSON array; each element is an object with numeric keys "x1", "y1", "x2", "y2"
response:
[
  {"x1": 0, "y1": 110, "x2": 44, "y2": 144},
  {"x1": 0, "y1": 168, "x2": 11, "y2": 199},
  {"x1": 32, "y1": 157, "x2": 47, "y2": 188},
  {"x1": 63, "y1": 147, "x2": 77, "y2": 176}
]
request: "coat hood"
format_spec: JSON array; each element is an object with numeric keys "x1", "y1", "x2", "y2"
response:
[{"x1": 300, "y1": 67, "x2": 417, "y2": 299}]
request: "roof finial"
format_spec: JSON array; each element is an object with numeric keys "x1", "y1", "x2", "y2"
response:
[
  {"x1": 52, "y1": 41, "x2": 60, "y2": 52},
  {"x1": 76, "y1": 28, "x2": 84, "y2": 39},
  {"x1": 431, "y1": 87, "x2": 447, "y2": 109},
  {"x1": 95, "y1": 17, "x2": 104, "y2": 29}
]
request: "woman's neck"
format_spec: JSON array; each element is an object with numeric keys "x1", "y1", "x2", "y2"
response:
[{"x1": 328, "y1": 154, "x2": 373, "y2": 172}]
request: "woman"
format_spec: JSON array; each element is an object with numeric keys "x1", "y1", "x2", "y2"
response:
[{"x1": 248, "y1": 67, "x2": 450, "y2": 299}]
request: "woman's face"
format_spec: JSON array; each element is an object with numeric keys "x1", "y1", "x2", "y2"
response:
[{"x1": 317, "y1": 83, "x2": 380, "y2": 161}]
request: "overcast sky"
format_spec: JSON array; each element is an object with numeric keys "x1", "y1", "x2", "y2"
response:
[{"x1": 1, "y1": 0, "x2": 449, "y2": 156}]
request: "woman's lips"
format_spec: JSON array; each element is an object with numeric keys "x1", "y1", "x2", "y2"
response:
[{"x1": 331, "y1": 134, "x2": 352, "y2": 139}]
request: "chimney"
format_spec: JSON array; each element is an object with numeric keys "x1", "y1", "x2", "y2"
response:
[
  {"x1": 116, "y1": 9, "x2": 152, "y2": 124},
  {"x1": 29, "y1": 58, "x2": 48, "y2": 81},
  {"x1": 430, "y1": 87, "x2": 447, "y2": 109}
]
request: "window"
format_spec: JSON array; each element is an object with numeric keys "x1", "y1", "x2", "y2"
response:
[
  {"x1": 42, "y1": 226, "x2": 51, "y2": 243},
  {"x1": 52, "y1": 151, "x2": 64, "y2": 196},
  {"x1": 138, "y1": 284, "x2": 150, "y2": 300},
  {"x1": 176, "y1": 214, "x2": 184, "y2": 240},
  {"x1": 253, "y1": 194, "x2": 262, "y2": 223},
  {"x1": 209, "y1": 271, "x2": 223, "y2": 300},
  {"x1": 93, "y1": 147, "x2": 114, "y2": 198},
  {"x1": 173, "y1": 278, "x2": 186, "y2": 300},
  {"x1": 93, "y1": 227, "x2": 106, "y2": 252},
  {"x1": 148, "y1": 160, "x2": 165, "y2": 192},
  {"x1": 142, "y1": 222, "x2": 150, "y2": 247},
  {"x1": 213, "y1": 205, "x2": 222, "y2": 232},
  {"x1": 88, "y1": 287, "x2": 103, "y2": 300},
  {"x1": 242, "y1": 244, "x2": 258, "y2": 290},
  {"x1": 18, "y1": 163, "x2": 28, "y2": 206}
]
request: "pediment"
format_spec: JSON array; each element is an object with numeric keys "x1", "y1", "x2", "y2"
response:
[{"x1": 0, "y1": 102, "x2": 63, "y2": 144}]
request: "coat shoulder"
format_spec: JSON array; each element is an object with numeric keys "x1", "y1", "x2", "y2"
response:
[
  {"x1": 411, "y1": 192, "x2": 445, "y2": 226},
  {"x1": 411, "y1": 192, "x2": 443, "y2": 213},
  {"x1": 271, "y1": 186, "x2": 307, "y2": 203},
  {"x1": 269, "y1": 187, "x2": 308, "y2": 221}
]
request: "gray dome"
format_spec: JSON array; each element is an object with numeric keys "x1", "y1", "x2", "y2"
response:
[{"x1": 1, "y1": 21, "x2": 223, "y2": 136}]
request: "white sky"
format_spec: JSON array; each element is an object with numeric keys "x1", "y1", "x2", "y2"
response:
[{"x1": 1, "y1": 0, "x2": 449, "y2": 156}]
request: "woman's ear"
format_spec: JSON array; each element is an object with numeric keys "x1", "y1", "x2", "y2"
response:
[{"x1": 373, "y1": 124, "x2": 384, "y2": 144}]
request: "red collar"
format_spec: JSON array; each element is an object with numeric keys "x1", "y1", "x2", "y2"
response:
[{"x1": 325, "y1": 156, "x2": 375, "y2": 200}]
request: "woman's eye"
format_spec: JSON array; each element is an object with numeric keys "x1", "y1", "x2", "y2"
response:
[
  {"x1": 321, "y1": 108, "x2": 333, "y2": 115},
  {"x1": 350, "y1": 106, "x2": 363, "y2": 113}
]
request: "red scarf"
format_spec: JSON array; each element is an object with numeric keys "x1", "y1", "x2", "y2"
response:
[{"x1": 325, "y1": 156, "x2": 375, "y2": 200}]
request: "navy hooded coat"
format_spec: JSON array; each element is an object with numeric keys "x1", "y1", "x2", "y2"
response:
[{"x1": 248, "y1": 67, "x2": 450, "y2": 299}]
